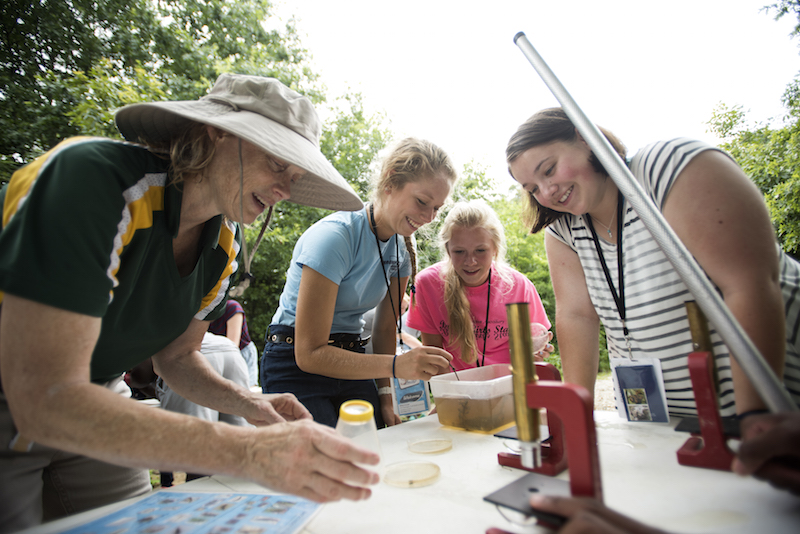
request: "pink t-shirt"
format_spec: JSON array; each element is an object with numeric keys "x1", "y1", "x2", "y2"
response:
[{"x1": 407, "y1": 262, "x2": 551, "y2": 370}]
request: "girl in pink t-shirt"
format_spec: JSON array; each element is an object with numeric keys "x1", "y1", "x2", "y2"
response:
[{"x1": 407, "y1": 200, "x2": 552, "y2": 371}]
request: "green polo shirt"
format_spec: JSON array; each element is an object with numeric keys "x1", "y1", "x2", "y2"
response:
[{"x1": 0, "y1": 137, "x2": 240, "y2": 382}]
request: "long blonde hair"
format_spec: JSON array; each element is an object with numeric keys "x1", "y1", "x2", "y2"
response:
[
  {"x1": 438, "y1": 200, "x2": 512, "y2": 364},
  {"x1": 370, "y1": 138, "x2": 458, "y2": 290}
]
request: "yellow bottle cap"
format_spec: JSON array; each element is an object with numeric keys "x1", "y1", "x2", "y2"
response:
[{"x1": 339, "y1": 400, "x2": 374, "y2": 422}]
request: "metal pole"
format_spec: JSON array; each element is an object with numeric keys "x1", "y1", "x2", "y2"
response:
[{"x1": 512, "y1": 31, "x2": 797, "y2": 414}]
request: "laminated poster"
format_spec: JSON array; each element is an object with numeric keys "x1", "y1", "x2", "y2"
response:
[{"x1": 60, "y1": 491, "x2": 320, "y2": 534}]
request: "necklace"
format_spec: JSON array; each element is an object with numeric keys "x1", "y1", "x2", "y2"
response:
[{"x1": 592, "y1": 204, "x2": 616, "y2": 239}]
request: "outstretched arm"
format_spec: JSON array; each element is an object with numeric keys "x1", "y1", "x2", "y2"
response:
[
  {"x1": 154, "y1": 319, "x2": 311, "y2": 425},
  {"x1": 294, "y1": 266, "x2": 452, "y2": 381},
  {"x1": 1, "y1": 294, "x2": 378, "y2": 503}
]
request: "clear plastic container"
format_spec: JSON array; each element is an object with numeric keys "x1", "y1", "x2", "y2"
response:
[
  {"x1": 335, "y1": 400, "x2": 382, "y2": 483},
  {"x1": 429, "y1": 364, "x2": 515, "y2": 432}
]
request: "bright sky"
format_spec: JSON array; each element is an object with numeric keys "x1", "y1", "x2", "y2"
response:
[{"x1": 272, "y1": 0, "x2": 800, "y2": 189}]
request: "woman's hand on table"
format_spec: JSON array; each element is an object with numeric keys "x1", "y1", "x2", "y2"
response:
[
  {"x1": 529, "y1": 495, "x2": 669, "y2": 534},
  {"x1": 248, "y1": 419, "x2": 379, "y2": 503}
]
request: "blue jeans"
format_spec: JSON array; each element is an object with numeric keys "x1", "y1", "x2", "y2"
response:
[{"x1": 261, "y1": 325, "x2": 384, "y2": 428}]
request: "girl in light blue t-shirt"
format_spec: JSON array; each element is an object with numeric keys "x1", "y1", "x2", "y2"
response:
[{"x1": 263, "y1": 138, "x2": 458, "y2": 427}]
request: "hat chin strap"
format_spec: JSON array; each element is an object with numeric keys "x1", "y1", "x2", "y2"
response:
[{"x1": 229, "y1": 138, "x2": 272, "y2": 298}]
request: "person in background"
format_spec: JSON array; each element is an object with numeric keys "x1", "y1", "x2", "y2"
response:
[
  {"x1": 262, "y1": 138, "x2": 457, "y2": 428},
  {"x1": 127, "y1": 332, "x2": 253, "y2": 487},
  {"x1": 209, "y1": 299, "x2": 259, "y2": 387},
  {"x1": 0, "y1": 74, "x2": 377, "y2": 533},
  {"x1": 506, "y1": 107, "x2": 800, "y2": 435},
  {"x1": 527, "y1": 411, "x2": 800, "y2": 533},
  {"x1": 406, "y1": 199, "x2": 552, "y2": 371}
]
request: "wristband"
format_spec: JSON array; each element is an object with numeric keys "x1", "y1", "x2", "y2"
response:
[
  {"x1": 377, "y1": 386, "x2": 393, "y2": 396},
  {"x1": 392, "y1": 354, "x2": 398, "y2": 379},
  {"x1": 737, "y1": 409, "x2": 770, "y2": 420}
]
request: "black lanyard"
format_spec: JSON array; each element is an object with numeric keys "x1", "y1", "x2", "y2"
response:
[
  {"x1": 477, "y1": 268, "x2": 492, "y2": 367},
  {"x1": 586, "y1": 190, "x2": 633, "y2": 359},
  {"x1": 369, "y1": 204, "x2": 405, "y2": 347}
]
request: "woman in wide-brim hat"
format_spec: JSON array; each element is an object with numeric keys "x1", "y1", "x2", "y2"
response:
[{"x1": 0, "y1": 73, "x2": 376, "y2": 532}]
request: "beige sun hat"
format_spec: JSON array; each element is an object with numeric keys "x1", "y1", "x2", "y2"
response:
[{"x1": 115, "y1": 73, "x2": 364, "y2": 211}]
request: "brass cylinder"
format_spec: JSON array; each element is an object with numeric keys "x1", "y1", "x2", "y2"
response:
[
  {"x1": 685, "y1": 300, "x2": 718, "y2": 392},
  {"x1": 506, "y1": 302, "x2": 540, "y2": 443},
  {"x1": 685, "y1": 301, "x2": 712, "y2": 352}
]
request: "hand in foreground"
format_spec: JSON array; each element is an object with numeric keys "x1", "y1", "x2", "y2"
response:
[
  {"x1": 528, "y1": 495, "x2": 669, "y2": 534},
  {"x1": 248, "y1": 419, "x2": 379, "y2": 503},
  {"x1": 243, "y1": 391, "x2": 313, "y2": 426},
  {"x1": 395, "y1": 346, "x2": 453, "y2": 381},
  {"x1": 733, "y1": 412, "x2": 800, "y2": 495}
]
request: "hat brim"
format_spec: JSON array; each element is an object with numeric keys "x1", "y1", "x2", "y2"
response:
[{"x1": 115, "y1": 101, "x2": 364, "y2": 212}]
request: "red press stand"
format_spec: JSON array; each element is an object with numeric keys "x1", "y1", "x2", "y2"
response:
[
  {"x1": 497, "y1": 362, "x2": 603, "y2": 499},
  {"x1": 676, "y1": 350, "x2": 736, "y2": 471}
]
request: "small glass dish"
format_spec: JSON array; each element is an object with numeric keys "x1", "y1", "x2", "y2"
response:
[
  {"x1": 383, "y1": 460, "x2": 440, "y2": 488},
  {"x1": 407, "y1": 438, "x2": 453, "y2": 455}
]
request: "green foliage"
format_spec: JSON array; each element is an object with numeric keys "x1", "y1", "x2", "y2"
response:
[
  {"x1": 61, "y1": 61, "x2": 171, "y2": 140},
  {"x1": 3, "y1": 0, "x2": 390, "y2": 354},
  {"x1": 767, "y1": 0, "x2": 800, "y2": 36},
  {"x1": 318, "y1": 93, "x2": 393, "y2": 198},
  {"x1": 702, "y1": 1, "x2": 800, "y2": 259},
  {"x1": 708, "y1": 96, "x2": 800, "y2": 258},
  {"x1": 4, "y1": 0, "x2": 614, "y2": 377},
  {"x1": 1, "y1": 0, "x2": 317, "y2": 184}
]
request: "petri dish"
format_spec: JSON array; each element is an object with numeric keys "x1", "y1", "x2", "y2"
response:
[
  {"x1": 407, "y1": 438, "x2": 453, "y2": 455},
  {"x1": 383, "y1": 460, "x2": 440, "y2": 488}
]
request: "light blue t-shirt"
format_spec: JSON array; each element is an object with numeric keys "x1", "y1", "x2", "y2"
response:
[{"x1": 271, "y1": 207, "x2": 412, "y2": 334}]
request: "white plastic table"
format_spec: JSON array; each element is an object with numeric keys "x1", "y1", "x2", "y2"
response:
[{"x1": 16, "y1": 411, "x2": 800, "y2": 533}]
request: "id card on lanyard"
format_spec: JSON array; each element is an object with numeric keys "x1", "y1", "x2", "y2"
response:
[
  {"x1": 610, "y1": 357, "x2": 669, "y2": 423},
  {"x1": 588, "y1": 192, "x2": 668, "y2": 423}
]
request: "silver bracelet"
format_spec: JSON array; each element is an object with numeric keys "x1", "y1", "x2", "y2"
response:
[{"x1": 377, "y1": 386, "x2": 393, "y2": 396}]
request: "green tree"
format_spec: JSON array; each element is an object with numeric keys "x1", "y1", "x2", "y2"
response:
[
  {"x1": 708, "y1": 99, "x2": 800, "y2": 257},
  {"x1": 767, "y1": 0, "x2": 800, "y2": 35},
  {"x1": 704, "y1": 1, "x2": 800, "y2": 258},
  {"x1": 2, "y1": 0, "x2": 394, "y2": 354},
  {"x1": 1, "y1": 0, "x2": 315, "y2": 183}
]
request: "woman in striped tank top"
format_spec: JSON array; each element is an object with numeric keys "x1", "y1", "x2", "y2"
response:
[{"x1": 506, "y1": 107, "x2": 800, "y2": 439}]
